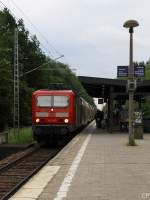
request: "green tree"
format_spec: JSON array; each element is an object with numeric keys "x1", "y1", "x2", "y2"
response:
[
  {"x1": 0, "y1": 8, "x2": 95, "y2": 132},
  {"x1": 0, "y1": 9, "x2": 16, "y2": 130},
  {"x1": 0, "y1": 52, "x2": 12, "y2": 131}
]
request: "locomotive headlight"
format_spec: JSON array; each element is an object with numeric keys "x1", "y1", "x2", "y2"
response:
[
  {"x1": 64, "y1": 118, "x2": 69, "y2": 123},
  {"x1": 36, "y1": 118, "x2": 40, "y2": 123}
]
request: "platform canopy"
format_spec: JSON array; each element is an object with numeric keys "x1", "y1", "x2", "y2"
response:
[{"x1": 78, "y1": 76, "x2": 150, "y2": 101}]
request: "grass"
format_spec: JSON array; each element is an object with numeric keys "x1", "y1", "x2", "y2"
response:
[{"x1": 8, "y1": 127, "x2": 34, "y2": 144}]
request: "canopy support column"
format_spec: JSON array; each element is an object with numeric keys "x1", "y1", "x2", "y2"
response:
[{"x1": 108, "y1": 86, "x2": 114, "y2": 133}]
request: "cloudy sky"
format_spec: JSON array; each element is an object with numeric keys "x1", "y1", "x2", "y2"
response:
[{"x1": 3, "y1": 0, "x2": 150, "y2": 78}]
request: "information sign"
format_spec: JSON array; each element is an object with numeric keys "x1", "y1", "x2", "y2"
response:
[
  {"x1": 117, "y1": 65, "x2": 145, "y2": 78},
  {"x1": 134, "y1": 65, "x2": 145, "y2": 77},
  {"x1": 98, "y1": 98, "x2": 103, "y2": 104},
  {"x1": 117, "y1": 66, "x2": 128, "y2": 77}
]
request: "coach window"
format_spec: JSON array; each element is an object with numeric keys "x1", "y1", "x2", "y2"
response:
[
  {"x1": 54, "y1": 96, "x2": 69, "y2": 107},
  {"x1": 37, "y1": 95, "x2": 52, "y2": 107}
]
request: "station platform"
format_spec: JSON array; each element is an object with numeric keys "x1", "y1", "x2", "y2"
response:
[{"x1": 10, "y1": 121, "x2": 150, "y2": 200}]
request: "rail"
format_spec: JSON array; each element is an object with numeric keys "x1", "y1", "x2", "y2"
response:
[{"x1": 0, "y1": 145, "x2": 60, "y2": 200}]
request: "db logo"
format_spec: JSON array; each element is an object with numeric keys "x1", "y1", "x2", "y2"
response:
[{"x1": 141, "y1": 193, "x2": 150, "y2": 199}]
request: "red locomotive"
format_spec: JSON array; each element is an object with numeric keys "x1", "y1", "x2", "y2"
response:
[{"x1": 32, "y1": 84, "x2": 95, "y2": 144}]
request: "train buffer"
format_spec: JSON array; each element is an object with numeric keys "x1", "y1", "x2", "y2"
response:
[{"x1": 10, "y1": 121, "x2": 150, "y2": 200}]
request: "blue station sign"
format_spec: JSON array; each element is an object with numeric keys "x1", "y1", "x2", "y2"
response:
[
  {"x1": 117, "y1": 65, "x2": 145, "y2": 78},
  {"x1": 117, "y1": 66, "x2": 128, "y2": 77},
  {"x1": 134, "y1": 65, "x2": 145, "y2": 77}
]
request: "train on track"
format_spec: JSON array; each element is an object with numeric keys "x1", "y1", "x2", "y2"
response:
[{"x1": 32, "y1": 83, "x2": 95, "y2": 144}]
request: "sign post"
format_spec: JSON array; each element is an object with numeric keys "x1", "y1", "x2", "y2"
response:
[{"x1": 123, "y1": 19, "x2": 139, "y2": 146}]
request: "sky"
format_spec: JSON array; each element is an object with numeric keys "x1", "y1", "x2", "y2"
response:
[{"x1": 2, "y1": 0, "x2": 150, "y2": 78}]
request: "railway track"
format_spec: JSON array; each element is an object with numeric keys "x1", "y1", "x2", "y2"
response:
[{"x1": 0, "y1": 145, "x2": 60, "y2": 200}]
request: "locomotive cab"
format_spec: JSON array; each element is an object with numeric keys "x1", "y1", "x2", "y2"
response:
[
  {"x1": 32, "y1": 90, "x2": 75, "y2": 143},
  {"x1": 32, "y1": 85, "x2": 95, "y2": 145}
]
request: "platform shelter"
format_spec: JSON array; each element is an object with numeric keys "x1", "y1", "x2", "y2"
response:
[{"x1": 78, "y1": 76, "x2": 150, "y2": 132}]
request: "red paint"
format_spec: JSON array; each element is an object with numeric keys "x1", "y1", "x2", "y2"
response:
[{"x1": 32, "y1": 90, "x2": 75, "y2": 125}]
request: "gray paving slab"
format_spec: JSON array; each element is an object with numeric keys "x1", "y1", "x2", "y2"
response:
[{"x1": 32, "y1": 123, "x2": 150, "y2": 199}]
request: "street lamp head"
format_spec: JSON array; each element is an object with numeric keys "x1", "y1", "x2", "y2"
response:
[{"x1": 123, "y1": 20, "x2": 139, "y2": 28}]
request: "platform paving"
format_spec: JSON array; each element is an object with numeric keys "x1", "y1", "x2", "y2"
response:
[{"x1": 10, "y1": 122, "x2": 150, "y2": 200}]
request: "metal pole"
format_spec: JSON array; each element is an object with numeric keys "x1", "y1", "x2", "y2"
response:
[
  {"x1": 123, "y1": 19, "x2": 139, "y2": 145},
  {"x1": 13, "y1": 28, "x2": 20, "y2": 137},
  {"x1": 128, "y1": 27, "x2": 135, "y2": 145}
]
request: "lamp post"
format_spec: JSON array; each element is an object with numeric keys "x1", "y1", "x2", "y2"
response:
[{"x1": 123, "y1": 20, "x2": 139, "y2": 146}]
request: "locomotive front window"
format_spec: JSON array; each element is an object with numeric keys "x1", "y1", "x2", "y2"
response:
[
  {"x1": 37, "y1": 96, "x2": 52, "y2": 107},
  {"x1": 36, "y1": 95, "x2": 69, "y2": 107},
  {"x1": 54, "y1": 96, "x2": 69, "y2": 107}
]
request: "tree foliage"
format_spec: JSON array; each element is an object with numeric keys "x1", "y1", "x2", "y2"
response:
[
  {"x1": 142, "y1": 60, "x2": 150, "y2": 117},
  {"x1": 0, "y1": 8, "x2": 94, "y2": 131}
]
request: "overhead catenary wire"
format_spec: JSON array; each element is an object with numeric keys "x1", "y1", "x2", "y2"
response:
[
  {"x1": 0, "y1": 0, "x2": 64, "y2": 60},
  {"x1": 0, "y1": 0, "x2": 22, "y2": 29},
  {"x1": 9, "y1": 0, "x2": 64, "y2": 58},
  {"x1": 0, "y1": 0, "x2": 53, "y2": 58},
  {"x1": 0, "y1": 0, "x2": 6, "y2": 8},
  {"x1": 0, "y1": 0, "x2": 74, "y2": 75},
  {"x1": 0, "y1": 3, "x2": 3, "y2": 9},
  {"x1": 20, "y1": 55, "x2": 64, "y2": 77},
  {"x1": 0, "y1": 1, "x2": 77, "y2": 75}
]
